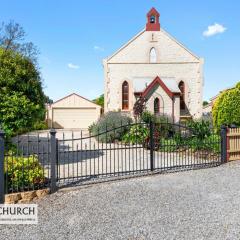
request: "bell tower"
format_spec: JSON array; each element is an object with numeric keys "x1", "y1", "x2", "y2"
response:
[{"x1": 146, "y1": 7, "x2": 160, "y2": 31}]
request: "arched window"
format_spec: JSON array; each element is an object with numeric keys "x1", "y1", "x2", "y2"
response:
[
  {"x1": 122, "y1": 81, "x2": 129, "y2": 110},
  {"x1": 154, "y1": 98, "x2": 160, "y2": 114},
  {"x1": 150, "y1": 15, "x2": 156, "y2": 23},
  {"x1": 150, "y1": 47, "x2": 157, "y2": 63},
  {"x1": 178, "y1": 81, "x2": 185, "y2": 110}
]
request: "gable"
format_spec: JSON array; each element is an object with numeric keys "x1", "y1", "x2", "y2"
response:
[
  {"x1": 107, "y1": 28, "x2": 200, "y2": 64},
  {"x1": 52, "y1": 93, "x2": 101, "y2": 108},
  {"x1": 142, "y1": 76, "x2": 180, "y2": 99}
]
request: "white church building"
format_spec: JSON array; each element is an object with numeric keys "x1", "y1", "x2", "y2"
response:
[{"x1": 103, "y1": 8, "x2": 204, "y2": 123}]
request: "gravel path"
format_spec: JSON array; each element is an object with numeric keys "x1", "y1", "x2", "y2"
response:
[{"x1": 2, "y1": 162, "x2": 240, "y2": 240}]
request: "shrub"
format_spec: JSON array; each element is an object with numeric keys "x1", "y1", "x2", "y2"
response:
[
  {"x1": 173, "y1": 132, "x2": 184, "y2": 146},
  {"x1": 141, "y1": 111, "x2": 172, "y2": 123},
  {"x1": 186, "y1": 137, "x2": 206, "y2": 151},
  {"x1": 5, "y1": 153, "x2": 45, "y2": 191},
  {"x1": 204, "y1": 134, "x2": 221, "y2": 153},
  {"x1": 159, "y1": 138, "x2": 178, "y2": 152},
  {"x1": 187, "y1": 119, "x2": 211, "y2": 140},
  {"x1": 140, "y1": 111, "x2": 154, "y2": 123},
  {"x1": 183, "y1": 119, "x2": 216, "y2": 151},
  {"x1": 213, "y1": 82, "x2": 240, "y2": 129},
  {"x1": 89, "y1": 111, "x2": 132, "y2": 143},
  {"x1": 155, "y1": 115, "x2": 174, "y2": 139},
  {"x1": 140, "y1": 111, "x2": 175, "y2": 146},
  {"x1": 88, "y1": 122, "x2": 97, "y2": 133},
  {"x1": 186, "y1": 135, "x2": 220, "y2": 152},
  {"x1": 0, "y1": 92, "x2": 42, "y2": 137},
  {"x1": 160, "y1": 132, "x2": 189, "y2": 151},
  {"x1": 157, "y1": 118, "x2": 219, "y2": 153},
  {"x1": 122, "y1": 124, "x2": 149, "y2": 144},
  {"x1": 158, "y1": 133, "x2": 220, "y2": 153},
  {"x1": 32, "y1": 121, "x2": 48, "y2": 131}
]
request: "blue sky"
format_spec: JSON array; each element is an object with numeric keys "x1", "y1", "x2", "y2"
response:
[{"x1": 1, "y1": 0, "x2": 239, "y2": 101}]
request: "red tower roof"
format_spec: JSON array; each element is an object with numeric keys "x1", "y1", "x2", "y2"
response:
[{"x1": 146, "y1": 7, "x2": 160, "y2": 31}]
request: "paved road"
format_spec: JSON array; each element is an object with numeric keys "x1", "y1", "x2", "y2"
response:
[{"x1": 2, "y1": 161, "x2": 240, "y2": 240}]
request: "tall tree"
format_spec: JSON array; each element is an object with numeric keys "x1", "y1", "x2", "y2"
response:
[
  {"x1": 0, "y1": 48, "x2": 45, "y2": 135},
  {"x1": 0, "y1": 21, "x2": 47, "y2": 135},
  {"x1": 0, "y1": 20, "x2": 38, "y2": 63}
]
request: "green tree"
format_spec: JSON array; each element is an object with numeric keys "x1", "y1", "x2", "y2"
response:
[
  {"x1": 0, "y1": 48, "x2": 45, "y2": 135},
  {"x1": 212, "y1": 82, "x2": 240, "y2": 129},
  {"x1": 0, "y1": 20, "x2": 38, "y2": 63},
  {"x1": 93, "y1": 94, "x2": 104, "y2": 108},
  {"x1": 0, "y1": 92, "x2": 40, "y2": 136}
]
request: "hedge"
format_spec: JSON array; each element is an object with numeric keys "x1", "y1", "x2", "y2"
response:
[{"x1": 212, "y1": 82, "x2": 240, "y2": 129}]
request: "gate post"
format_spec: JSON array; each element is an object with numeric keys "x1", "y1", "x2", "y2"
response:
[
  {"x1": 0, "y1": 129, "x2": 5, "y2": 203},
  {"x1": 149, "y1": 120, "x2": 154, "y2": 171},
  {"x1": 220, "y1": 125, "x2": 228, "y2": 164},
  {"x1": 50, "y1": 129, "x2": 57, "y2": 193}
]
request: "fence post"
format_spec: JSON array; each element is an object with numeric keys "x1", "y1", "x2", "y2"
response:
[
  {"x1": 50, "y1": 129, "x2": 57, "y2": 193},
  {"x1": 0, "y1": 129, "x2": 5, "y2": 203},
  {"x1": 220, "y1": 125, "x2": 228, "y2": 164},
  {"x1": 149, "y1": 120, "x2": 154, "y2": 171}
]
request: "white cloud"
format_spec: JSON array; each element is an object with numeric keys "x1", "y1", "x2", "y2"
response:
[
  {"x1": 203, "y1": 23, "x2": 227, "y2": 37},
  {"x1": 67, "y1": 63, "x2": 79, "y2": 69},
  {"x1": 94, "y1": 45, "x2": 104, "y2": 51}
]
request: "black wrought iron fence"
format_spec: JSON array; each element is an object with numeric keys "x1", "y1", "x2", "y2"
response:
[
  {"x1": 3, "y1": 133, "x2": 51, "y2": 195},
  {"x1": 56, "y1": 122, "x2": 151, "y2": 186},
  {"x1": 0, "y1": 121, "x2": 228, "y2": 203}
]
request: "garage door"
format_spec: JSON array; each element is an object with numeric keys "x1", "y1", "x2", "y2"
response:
[{"x1": 52, "y1": 108, "x2": 97, "y2": 129}]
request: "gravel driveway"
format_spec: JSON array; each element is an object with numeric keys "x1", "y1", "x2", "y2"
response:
[{"x1": 2, "y1": 161, "x2": 240, "y2": 240}]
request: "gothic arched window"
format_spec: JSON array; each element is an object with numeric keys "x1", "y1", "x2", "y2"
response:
[
  {"x1": 154, "y1": 97, "x2": 160, "y2": 114},
  {"x1": 150, "y1": 47, "x2": 157, "y2": 63},
  {"x1": 178, "y1": 81, "x2": 185, "y2": 110},
  {"x1": 122, "y1": 81, "x2": 129, "y2": 110}
]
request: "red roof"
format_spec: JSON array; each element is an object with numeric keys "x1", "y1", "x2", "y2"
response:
[
  {"x1": 141, "y1": 76, "x2": 180, "y2": 98},
  {"x1": 147, "y1": 7, "x2": 160, "y2": 17}
]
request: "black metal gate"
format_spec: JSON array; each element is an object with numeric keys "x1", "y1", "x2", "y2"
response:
[
  {"x1": 1, "y1": 121, "x2": 224, "y2": 199},
  {"x1": 56, "y1": 121, "x2": 221, "y2": 187}
]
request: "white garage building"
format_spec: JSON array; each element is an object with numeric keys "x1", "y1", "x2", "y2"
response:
[{"x1": 46, "y1": 93, "x2": 101, "y2": 129}]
